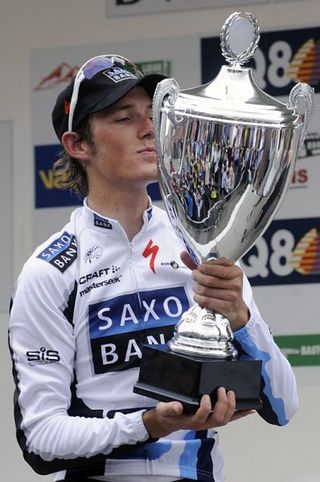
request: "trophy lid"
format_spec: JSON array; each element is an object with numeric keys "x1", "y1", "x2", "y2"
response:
[{"x1": 177, "y1": 12, "x2": 300, "y2": 128}]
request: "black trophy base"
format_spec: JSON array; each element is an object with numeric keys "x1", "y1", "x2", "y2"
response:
[{"x1": 134, "y1": 344, "x2": 262, "y2": 412}]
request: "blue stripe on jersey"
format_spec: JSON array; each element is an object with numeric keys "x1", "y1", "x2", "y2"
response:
[
  {"x1": 237, "y1": 330, "x2": 288, "y2": 425},
  {"x1": 145, "y1": 440, "x2": 172, "y2": 460},
  {"x1": 179, "y1": 434, "x2": 200, "y2": 480},
  {"x1": 116, "y1": 440, "x2": 172, "y2": 460}
]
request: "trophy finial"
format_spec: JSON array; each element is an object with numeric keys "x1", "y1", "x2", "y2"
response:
[{"x1": 220, "y1": 12, "x2": 260, "y2": 68}]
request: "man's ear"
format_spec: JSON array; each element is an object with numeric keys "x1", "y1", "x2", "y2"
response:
[{"x1": 61, "y1": 131, "x2": 91, "y2": 164}]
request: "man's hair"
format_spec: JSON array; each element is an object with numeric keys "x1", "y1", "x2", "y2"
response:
[{"x1": 53, "y1": 117, "x2": 93, "y2": 197}]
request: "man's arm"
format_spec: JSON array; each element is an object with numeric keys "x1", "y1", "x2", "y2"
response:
[
  {"x1": 8, "y1": 259, "x2": 149, "y2": 475},
  {"x1": 180, "y1": 252, "x2": 299, "y2": 426}
]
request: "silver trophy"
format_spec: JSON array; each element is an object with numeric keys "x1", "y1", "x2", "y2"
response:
[{"x1": 134, "y1": 12, "x2": 314, "y2": 410}]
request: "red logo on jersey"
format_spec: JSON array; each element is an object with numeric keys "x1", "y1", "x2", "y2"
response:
[{"x1": 143, "y1": 240, "x2": 159, "y2": 273}]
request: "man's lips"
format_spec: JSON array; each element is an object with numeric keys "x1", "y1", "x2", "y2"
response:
[{"x1": 137, "y1": 146, "x2": 156, "y2": 154}]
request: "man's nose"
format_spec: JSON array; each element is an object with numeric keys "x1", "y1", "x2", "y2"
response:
[{"x1": 139, "y1": 115, "x2": 154, "y2": 138}]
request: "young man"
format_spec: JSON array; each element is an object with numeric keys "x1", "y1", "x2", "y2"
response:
[{"x1": 9, "y1": 55, "x2": 298, "y2": 482}]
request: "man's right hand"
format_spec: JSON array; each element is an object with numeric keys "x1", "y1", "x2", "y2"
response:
[{"x1": 142, "y1": 387, "x2": 253, "y2": 439}]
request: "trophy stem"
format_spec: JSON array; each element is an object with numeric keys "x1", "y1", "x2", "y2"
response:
[{"x1": 168, "y1": 305, "x2": 238, "y2": 359}]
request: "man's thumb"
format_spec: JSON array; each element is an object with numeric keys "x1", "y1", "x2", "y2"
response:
[{"x1": 180, "y1": 250, "x2": 197, "y2": 271}]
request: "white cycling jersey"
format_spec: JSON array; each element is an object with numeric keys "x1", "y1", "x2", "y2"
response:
[{"x1": 9, "y1": 200, "x2": 298, "y2": 482}]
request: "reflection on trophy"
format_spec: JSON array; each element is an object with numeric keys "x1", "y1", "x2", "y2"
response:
[{"x1": 134, "y1": 12, "x2": 314, "y2": 410}]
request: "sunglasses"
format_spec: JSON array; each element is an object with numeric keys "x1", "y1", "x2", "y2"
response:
[{"x1": 68, "y1": 54, "x2": 145, "y2": 132}]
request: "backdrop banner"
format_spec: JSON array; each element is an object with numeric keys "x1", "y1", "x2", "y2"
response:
[{"x1": 31, "y1": 25, "x2": 320, "y2": 369}]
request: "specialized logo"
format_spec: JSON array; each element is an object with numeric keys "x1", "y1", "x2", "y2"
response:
[
  {"x1": 143, "y1": 239, "x2": 159, "y2": 273},
  {"x1": 37, "y1": 231, "x2": 77, "y2": 272},
  {"x1": 94, "y1": 213, "x2": 113, "y2": 229},
  {"x1": 88, "y1": 286, "x2": 190, "y2": 373},
  {"x1": 26, "y1": 347, "x2": 60, "y2": 365},
  {"x1": 102, "y1": 66, "x2": 137, "y2": 83},
  {"x1": 84, "y1": 245, "x2": 103, "y2": 263}
]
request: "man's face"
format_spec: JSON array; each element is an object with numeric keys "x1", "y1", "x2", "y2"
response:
[{"x1": 84, "y1": 86, "x2": 158, "y2": 191}]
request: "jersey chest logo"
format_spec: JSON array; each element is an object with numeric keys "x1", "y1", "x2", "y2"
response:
[{"x1": 88, "y1": 286, "x2": 190, "y2": 373}]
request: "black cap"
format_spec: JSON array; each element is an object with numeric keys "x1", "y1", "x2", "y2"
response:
[{"x1": 52, "y1": 55, "x2": 166, "y2": 141}]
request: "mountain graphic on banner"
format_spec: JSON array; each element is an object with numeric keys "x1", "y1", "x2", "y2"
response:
[
  {"x1": 34, "y1": 63, "x2": 78, "y2": 90},
  {"x1": 288, "y1": 38, "x2": 320, "y2": 85},
  {"x1": 290, "y1": 228, "x2": 320, "y2": 275}
]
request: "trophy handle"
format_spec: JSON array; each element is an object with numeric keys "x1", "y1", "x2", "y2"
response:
[
  {"x1": 152, "y1": 78, "x2": 181, "y2": 160},
  {"x1": 288, "y1": 83, "x2": 315, "y2": 147}
]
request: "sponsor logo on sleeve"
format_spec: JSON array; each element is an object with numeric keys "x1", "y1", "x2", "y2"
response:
[
  {"x1": 26, "y1": 347, "x2": 60, "y2": 365},
  {"x1": 37, "y1": 232, "x2": 77, "y2": 272}
]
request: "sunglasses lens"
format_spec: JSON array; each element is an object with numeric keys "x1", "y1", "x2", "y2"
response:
[
  {"x1": 113, "y1": 57, "x2": 144, "y2": 79},
  {"x1": 83, "y1": 57, "x2": 114, "y2": 80},
  {"x1": 82, "y1": 55, "x2": 144, "y2": 81}
]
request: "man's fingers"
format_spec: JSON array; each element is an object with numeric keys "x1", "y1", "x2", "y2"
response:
[
  {"x1": 197, "y1": 262, "x2": 241, "y2": 281},
  {"x1": 191, "y1": 394, "x2": 212, "y2": 425},
  {"x1": 156, "y1": 401, "x2": 183, "y2": 417},
  {"x1": 224, "y1": 390, "x2": 236, "y2": 421},
  {"x1": 204, "y1": 387, "x2": 233, "y2": 426}
]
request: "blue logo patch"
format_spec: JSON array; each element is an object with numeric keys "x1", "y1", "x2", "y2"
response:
[
  {"x1": 94, "y1": 213, "x2": 112, "y2": 229},
  {"x1": 102, "y1": 66, "x2": 138, "y2": 83},
  {"x1": 37, "y1": 231, "x2": 77, "y2": 272}
]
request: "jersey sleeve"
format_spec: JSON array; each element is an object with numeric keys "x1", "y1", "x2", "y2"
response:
[
  {"x1": 8, "y1": 259, "x2": 149, "y2": 475},
  {"x1": 234, "y1": 273, "x2": 299, "y2": 426}
]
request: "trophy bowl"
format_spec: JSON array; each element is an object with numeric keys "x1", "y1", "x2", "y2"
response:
[{"x1": 134, "y1": 12, "x2": 314, "y2": 411}]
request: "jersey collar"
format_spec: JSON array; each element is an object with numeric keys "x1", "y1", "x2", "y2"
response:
[{"x1": 82, "y1": 198, "x2": 154, "y2": 232}]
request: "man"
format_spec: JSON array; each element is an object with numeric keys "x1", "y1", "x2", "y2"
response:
[{"x1": 9, "y1": 55, "x2": 298, "y2": 482}]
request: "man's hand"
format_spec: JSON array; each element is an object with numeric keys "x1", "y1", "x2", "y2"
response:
[
  {"x1": 180, "y1": 251, "x2": 250, "y2": 331},
  {"x1": 143, "y1": 388, "x2": 253, "y2": 439}
]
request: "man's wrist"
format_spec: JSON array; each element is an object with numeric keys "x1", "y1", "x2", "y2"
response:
[
  {"x1": 231, "y1": 306, "x2": 250, "y2": 331},
  {"x1": 142, "y1": 408, "x2": 168, "y2": 439}
]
